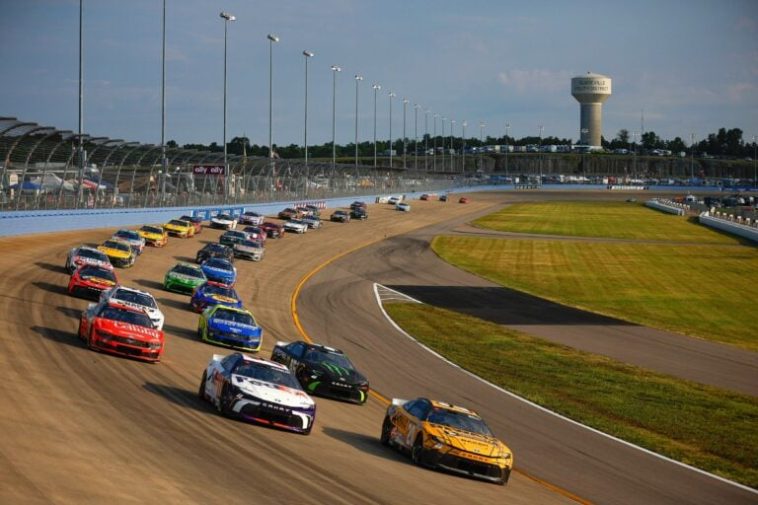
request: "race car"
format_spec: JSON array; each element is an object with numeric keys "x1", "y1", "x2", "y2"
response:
[
  {"x1": 304, "y1": 205, "x2": 321, "y2": 217},
  {"x1": 219, "y1": 230, "x2": 249, "y2": 247},
  {"x1": 197, "y1": 305, "x2": 262, "y2": 352},
  {"x1": 241, "y1": 226, "x2": 267, "y2": 243},
  {"x1": 111, "y1": 229, "x2": 146, "y2": 255},
  {"x1": 200, "y1": 257, "x2": 237, "y2": 286},
  {"x1": 137, "y1": 225, "x2": 168, "y2": 247},
  {"x1": 277, "y1": 208, "x2": 299, "y2": 220},
  {"x1": 68, "y1": 264, "x2": 118, "y2": 299},
  {"x1": 380, "y1": 397, "x2": 514, "y2": 485},
  {"x1": 238, "y1": 211, "x2": 265, "y2": 226},
  {"x1": 396, "y1": 202, "x2": 411, "y2": 212},
  {"x1": 190, "y1": 281, "x2": 243, "y2": 313},
  {"x1": 350, "y1": 201, "x2": 367, "y2": 210},
  {"x1": 283, "y1": 218, "x2": 308, "y2": 234},
  {"x1": 439, "y1": 194, "x2": 448, "y2": 202},
  {"x1": 459, "y1": 197, "x2": 470, "y2": 204},
  {"x1": 271, "y1": 341, "x2": 369, "y2": 404},
  {"x1": 260, "y1": 221, "x2": 284, "y2": 239},
  {"x1": 78, "y1": 300, "x2": 164, "y2": 362},
  {"x1": 198, "y1": 352, "x2": 316, "y2": 434},
  {"x1": 387, "y1": 196, "x2": 401, "y2": 205},
  {"x1": 179, "y1": 215, "x2": 204, "y2": 234},
  {"x1": 330, "y1": 210, "x2": 351, "y2": 223},
  {"x1": 65, "y1": 245, "x2": 114, "y2": 274},
  {"x1": 164, "y1": 218, "x2": 195, "y2": 238},
  {"x1": 195, "y1": 243, "x2": 234, "y2": 264},
  {"x1": 97, "y1": 238, "x2": 136, "y2": 268},
  {"x1": 301, "y1": 215, "x2": 322, "y2": 229},
  {"x1": 209, "y1": 213, "x2": 238, "y2": 230},
  {"x1": 233, "y1": 239, "x2": 265, "y2": 262},
  {"x1": 99, "y1": 285, "x2": 165, "y2": 330},
  {"x1": 350, "y1": 207, "x2": 368, "y2": 220},
  {"x1": 164, "y1": 262, "x2": 207, "y2": 294}
]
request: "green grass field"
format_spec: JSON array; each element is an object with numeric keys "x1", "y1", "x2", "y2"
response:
[
  {"x1": 472, "y1": 201, "x2": 738, "y2": 242},
  {"x1": 384, "y1": 303, "x2": 758, "y2": 488}
]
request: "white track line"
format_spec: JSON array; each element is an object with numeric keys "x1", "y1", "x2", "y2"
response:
[{"x1": 372, "y1": 282, "x2": 757, "y2": 495}]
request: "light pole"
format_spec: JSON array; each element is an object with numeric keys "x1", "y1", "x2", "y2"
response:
[
  {"x1": 424, "y1": 109, "x2": 430, "y2": 170},
  {"x1": 372, "y1": 84, "x2": 381, "y2": 168},
  {"x1": 441, "y1": 117, "x2": 447, "y2": 172},
  {"x1": 414, "y1": 104, "x2": 420, "y2": 170},
  {"x1": 267, "y1": 34, "x2": 279, "y2": 163},
  {"x1": 462, "y1": 120, "x2": 467, "y2": 174},
  {"x1": 753, "y1": 135, "x2": 757, "y2": 189},
  {"x1": 220, "y1": 11, "x2": 236, "y2": 203},
  {"x1": 402, "y1": 98, "x2": 408, "y2": 169},
  {"x1": 505, "y1": 123, "x2": 510, "y2": 179},
  {"x1": 631, "y1": 131, "x2": 638, "y2": 177},
  {"x1": 433, "y1": 114, "x2": 439, "y2": 171},
  {"x1": 160, "y1": 0, "x2": 167, "y2": 203},
  {"x1": 479, "y1": 122, "x2": 485, "y2": 170},
  {"x1": 302, "y1": 50, "x2": 314, "y2": 178},
  {"x1": 388, "y1": 91, "x2": 396, "y2": 168},
  {"x1": 354, "y1": 75, "x2": 363, "y2": 167},
  {"x1": 690, "y1": 132, "x2": 695, "y2": 183},
  {"x1": 330, "y1": 65, "x2": 341, "y2": 170},
  {"x1": 538, "y1": 124, "x2": 544, "y2": 184},
  {"x1": 77, "y1": 0, "x2": 84, "y2": 208},
  {"x1": 450, "y1": 119, "x2": 455, "y2": 172}
]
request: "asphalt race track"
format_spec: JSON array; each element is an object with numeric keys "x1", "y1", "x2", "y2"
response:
[{"x1": 1, "y1": 191, "x2": 755, "y2": 504}]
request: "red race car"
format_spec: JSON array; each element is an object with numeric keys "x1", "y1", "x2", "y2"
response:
[
  {"x1": 260, "y1": 221, "x2": 285, "y2": 239},
  {"x1": 459, "y1": 197, "x2": 470, "y2": 204},
  {"x1": 68, "y1": 264, "x2": 118, "y2": 299},
  {"x1": 78, "y1": 300, "x2": 164, "y2": 362},
  {"x1": 242, "y1": 225, "x2": 267, "y2": 243}
]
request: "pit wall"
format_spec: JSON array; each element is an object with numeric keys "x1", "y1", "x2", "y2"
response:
[
  {"x1": 698, "y1": 212, "x2": 758, "y2": 243},
  {"x1": 0, "y1": 185, "x2": 498, "y2": 237}
]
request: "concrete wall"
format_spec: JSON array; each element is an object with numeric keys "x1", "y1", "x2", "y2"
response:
[{"x1": 699, "y1": 212, "x2": 758, "y2": 243}]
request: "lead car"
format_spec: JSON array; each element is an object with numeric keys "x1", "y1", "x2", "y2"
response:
[{"x1": 199, "y1": 352, "x2": 316, "y2": 435}]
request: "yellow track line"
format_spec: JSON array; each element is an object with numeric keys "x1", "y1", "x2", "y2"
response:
[{"x1": 289, "y1": 234, "x2": 592, "y2": 505}]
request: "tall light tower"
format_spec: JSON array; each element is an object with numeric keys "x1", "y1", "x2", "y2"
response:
[
  {"x1": 753, "y1": 135, "x2": 757, "y2": 189},
  {"x1": 414, "y1": 104, "x2": 420, "y2": 170},
  {"x1": 267, "y1": 34, "x2": 279, "y2": 161},
  {"x1": 433, "y1": 114, "x2": 439, "y2": 171},
  {"x1": 161, "y1": 0, "x2": 167, "y2": 203},
  {"x1": 354, "y1": 75, "x2": 363, "y2": 167},
  {"x1": 388, "y1": 91, "x2": 396, "y2": 168},
  {"x1": 424, "y1": 109, "x2": 430, "y2": 170},
  {"x1": 450, "y1": 119, "x2": 455, "y2": 172},
  {"x1": 372, "y1": 84, "x2": 381, "y2": 168},
  {"x1": 690, "y1": 132, "x2": 695, "y2": 183},
  {"x1": 505, "y1": 122, "x2": 510, "y2": 179},
  {"x1": 571, "y1": 72, "x2": 612, "y2": 147},
  {"x1": 302, "y1": 50, "x2": 314, "y2": 176},
  {"x1": 402, "y1": 98, "x2": 408, "y2": 169},
  {"x1": 77, "y1": 0, "x2": 84, "y2": 208},
  {"x1": 479, "y1": 122, "x2": 485, "y2": 170},
  {"x1": 462, "y1": 120, "x2": 467, "y2": 174},
  {"x1": 441, "y1": 117, "x2": 447, "y2": 172},
  {"x1": 538, "y1": 124, "x2": 544, "y2": 184},
  {"x1": 330, "y1": 65, "x2": 341, "y2": 170},
  {"x1": 220, "y1": 11, "x2": 236, "y2": 203}
]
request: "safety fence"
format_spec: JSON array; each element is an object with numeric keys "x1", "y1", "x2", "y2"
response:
[{"x1": 0, "y1": 117, "x2": 464, "y2": 212}]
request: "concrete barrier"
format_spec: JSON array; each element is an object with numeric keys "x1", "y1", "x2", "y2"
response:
[
  {"x1": 645, "y1": 199, "x2": 687, "y2": 216},
  {"x1": 699, "y1": 212, "x2": 758, "y2": 242}
]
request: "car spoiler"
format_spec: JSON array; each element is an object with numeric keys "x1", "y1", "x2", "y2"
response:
[
  {"x1": 391, "y1": 398, "x2": 408, "y2": 407},
  {"x1": 274, "y1": 341, "x2": 290, "y2": 348},
  {"x1": 211, "y1": 353, "x2": 225, "y2": 364}
]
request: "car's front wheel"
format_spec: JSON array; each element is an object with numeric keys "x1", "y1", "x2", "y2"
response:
[
  {"x1": 380, "y1": 416, "x2": 393, "y2": 446},
  {"x1": 198, "y1": 371, "x2": 207, "y2": 399},
  {"x1": 411, "y1": 435, "x2": 427, "y2": 467}
]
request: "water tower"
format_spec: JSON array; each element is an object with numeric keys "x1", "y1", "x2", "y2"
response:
[{"x1": 571, "y1": 72, "x2": 612, "y2": 147}]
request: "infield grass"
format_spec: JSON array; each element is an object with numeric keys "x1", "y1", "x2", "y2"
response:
[
  {"x1": 385, "y1": 303, "x2": 758, "y2": 488},
  {"x1": 432, "y1": 236, "x2": 758, "y2": 350},
  {"x1": 472, "y1": 201, "x2": 737, "y2": 242}
]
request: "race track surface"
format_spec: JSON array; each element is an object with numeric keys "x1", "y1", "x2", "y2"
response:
[{"x1": 1, "y1": 190, "x2": 754, "y2": 504}]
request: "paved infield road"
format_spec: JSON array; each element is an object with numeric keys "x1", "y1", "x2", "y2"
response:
[{"x1": 0, "y1": 190, "x2": 754, "y2": 504}]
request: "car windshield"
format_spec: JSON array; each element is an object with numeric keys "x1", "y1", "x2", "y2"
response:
[
  {"x1": 102, "y1": 240, "x2": 130, "y2": 252},
  {"x1": 239, "y1": 240, "x2": 261, "y2": 249},
  {"x1": 203, "y1": 284, "x2": 238, "y2": 298},
  {"x1": 172, "y1": 265, "x2": 204, "y2": 278},
  {"x1": 244, "y1": 212, "x2": 260, "y2": 217},
  {"x1": 113, "y1": 289, "x2": 156, "y2": 308},
  {"x1": 289, "y1": 219, "x2": 304, "y2": 224},
  {"x1": 426, "y1": 408, "x2": 493, "y2": 436},
  {"x1": 168, "y1": 220, "x2": 188, "y2": 227},
  {"x1": 98, "y1": 306, "x2": 153, "y2": 328},
  {"x1": 180, "y1": 216, "x2": 196, "y2": 222},
  {"x1": 205, "y1": 244, "x2": 227, "y2": 253},
  {"x1": 213, "y1": 308, "x2": 255, "y2": 326},
  {"x1": 234, "y1": 362, "x2": 301, "y2": 389},
  {"x1": 243, "y1": 227, "x2": 261, "y2": 234},
  {"x1": 204, "y1": 258, "x2": 231, "y2": 270},
  {"x1": 78, "y1": 248, "x2": 107, "y2": 261},
  {"x1": 215, "y1": 214, "x2": 232, "y2": 220},
  {"x1": 304, "y1": 349, "x2": 354, "y2": 370},
  {"x1": 141, "y1": 226, "x2": 163, "y2": 234},
  {"x1": 114, "y1": 230, "x2": 138, "y2": 240},
  {"x1": 79, "y1": 266, "x2": 116, "y2": 281}
]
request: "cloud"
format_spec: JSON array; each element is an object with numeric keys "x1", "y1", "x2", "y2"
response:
[{"x1": 497, "y1": 69, "x2": 574, "y2": 94}]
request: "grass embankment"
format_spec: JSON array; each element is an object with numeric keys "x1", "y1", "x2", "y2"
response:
[
  {"x1": 385, "y1": 303, "x2": 758, "y2": 488},
  {"x1": 472, "y1": 201, "x2": 737, "y2": 242}
]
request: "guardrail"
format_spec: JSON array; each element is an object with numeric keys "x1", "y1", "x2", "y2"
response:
[
  {"x1": 699, "y1": 211, "x2": 758, "y2": 242},
  {"x1": 645, "y1": 198, "x2": 689, "y2": 216}
]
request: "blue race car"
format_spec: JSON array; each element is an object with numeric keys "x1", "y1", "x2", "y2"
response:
[
  {"x1": 198, "y1": 305, "x2": 262, "y2": 352},
  {"x1": 200, "y1": 257, "x2": 237, "y2": 286},
  {"x1": 190, "y1": 281, "x2": 243, "y2": 313}
]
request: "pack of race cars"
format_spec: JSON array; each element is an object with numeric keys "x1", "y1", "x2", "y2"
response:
[{"x1": 60, "y1": 198, "x2": 512, "y2": 485}]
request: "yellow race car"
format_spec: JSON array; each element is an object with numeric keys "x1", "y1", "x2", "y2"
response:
[
  {"x1": 138, "y1": 224, "x2": 168, "y2": 247},
  {"x1": 97, "y1": 238, "x2": 136, "y2": 268},
  {"x1": 163, "y1": 218, "x2": 195, "y2": 238},
  {"x1": 380, "y1": 397, "x2": 513, "y2": 485}
]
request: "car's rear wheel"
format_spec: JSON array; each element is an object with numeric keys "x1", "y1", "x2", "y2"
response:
[
  {"x1": 380, "y1": 416, "x2": 393, "y2": 446},
  {"x1": 198, "y1": 371, "x2": 207, "y2": 399},
  {"x1": 218, "y1": 384, "x2": 232, "y2": 416}
]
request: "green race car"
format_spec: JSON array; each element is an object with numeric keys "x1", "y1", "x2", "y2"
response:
[
  {"x1": 197, "y1": 305, "x2": 263, "y2": 352},
  {"x1": 164, "y1": 262, "x2": 207, "y2": 294}
]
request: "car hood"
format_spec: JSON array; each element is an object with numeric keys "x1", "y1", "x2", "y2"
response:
[
  {"x1": 167, "y1": 272, "x2": 204, "y2": 284},
  {"x1": 202, "y1": 265, "x2": 235, "y2": 278},
  {"x1": 231, "y1": 375, "x2": 314, "y2": 409},
  {"x1": 94, "y1": 318, "x2": 163, "y2": 341},
  {"x1": 73, "y1": 256, "x2": 112, "y2": 270},
  {"x1": 424, "y1": 423, "x2": 509, "y2": 457},
  {"x1": 311, "y1": 362, "x2": 366, "y2": 385},
  {"x1": 77, "y1": 274, "x2": 116, "y2": 288},
  {"x1": 197, "y1": 292, "x2": 240, "y2": 305},
  {"x1": 208, "y1": 318, "x2": 261, "y2": 336},
  {"x1": 97, "y1": 246, "x2": 131, "y2": 259}
]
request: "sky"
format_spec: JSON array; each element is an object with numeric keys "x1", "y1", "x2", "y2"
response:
[{"x1": 1, "y1": 0, "x2": 757, "y2": 149}]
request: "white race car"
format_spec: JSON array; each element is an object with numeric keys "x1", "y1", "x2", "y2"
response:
[
  {"x1": 396, "y1": 202, "x2": 411, "y2": 212},
  {"x1": 210, "y1": 213, "x2": 238, "y2": 230},
  {"x1": 99, "y1": 285, "x2": 165, "y2": 330},
  {"x1": 65, "y1": 245, "x2": 114, "y2": 274},
  {"x1": 198, "y1": 352, "x2": 316, "y2": 434},
  {"x1": 283, "y1": 218, "x2": 309, "y2": 234},
  {"x1": 238, "y1": 211, "x2": 265, "y2": 226}
]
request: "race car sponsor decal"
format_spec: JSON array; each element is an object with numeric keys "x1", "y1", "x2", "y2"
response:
[
  {"x1": 107, "y1": 321, "x2": 161, "y2": 338},
  {"x1": 210, "y1": 295, "x2": 237, "y2": 303}
]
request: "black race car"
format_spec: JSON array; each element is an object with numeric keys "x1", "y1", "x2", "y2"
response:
[
  {"x1": 196, "y1": 242, "x2": 234, "y2": 264},
  {"x1": 350, "y1": 207, "x2": 368, "y2": 220},
  {"x1": 271, "y1": 341, "x2": 369, "y2": 405}
]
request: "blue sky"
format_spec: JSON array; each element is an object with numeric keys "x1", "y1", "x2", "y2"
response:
[{"x1": 1, "y1": 0, "x2": 756, "y2": 148}]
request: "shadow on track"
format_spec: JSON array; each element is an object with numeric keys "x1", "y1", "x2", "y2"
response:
[
  {"x1": 31, "y1": 325, "x2": 83, "y2": 349},
  {"x1": 142, "y1": 382, "x2": 209, "y2": 414},
  {"x1": 32, "y1": 281, "x2": 68, "y2": 296},
  {"x1": 321, "y1": 426, "x2": 407, "y2": 464},
  {"x1": 133, "y1": 279, "x2": 165, "y2": 291},
  {"x1": 35, "y1": 262, "x2": 68, "y2": 274}
]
